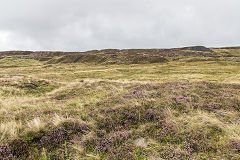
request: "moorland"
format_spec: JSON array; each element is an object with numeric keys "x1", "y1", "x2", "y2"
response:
[{"x1": 1, "y1": 46, "x2": 240, "y2": 159}]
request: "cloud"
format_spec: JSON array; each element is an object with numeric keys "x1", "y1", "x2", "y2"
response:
[
  {"x1": 0, "y1": 31, "x2": 41, "y2": 51},
  {"x1": 0, "y1": 0, "x2": 239, "y2": 51}
]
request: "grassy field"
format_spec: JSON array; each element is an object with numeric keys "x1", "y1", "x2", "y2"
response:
[{"x1": 1, "y1": 47, "x2": 240, "y2": 159}]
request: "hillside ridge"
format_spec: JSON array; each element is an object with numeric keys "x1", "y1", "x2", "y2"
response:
[{"x1": 0, "y1": 46, "x2": 240, "y2": 64}]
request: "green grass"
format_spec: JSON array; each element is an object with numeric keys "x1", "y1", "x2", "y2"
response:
[
  {"x1": 1, "y1": 49, "x2": 240, "y2": 159},
  {"x1": 0, "y1": 57, "x2": 40, "y2": 67}
]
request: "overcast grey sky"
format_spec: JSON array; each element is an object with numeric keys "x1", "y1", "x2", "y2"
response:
[{"x1": 0, "y1": 0, "x2": 239, "y2": 51}]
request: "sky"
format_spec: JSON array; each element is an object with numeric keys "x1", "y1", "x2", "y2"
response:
[{"x1": 0, "y1": 0, "x2": 239, "y2": 51}]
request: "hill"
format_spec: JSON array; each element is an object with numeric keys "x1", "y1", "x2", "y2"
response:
[{"x1": 1, "y1": 46, "x2": 236, "y2": 64}]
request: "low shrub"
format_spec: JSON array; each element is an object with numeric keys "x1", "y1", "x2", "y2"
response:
[
  {"x1": 0, "y1": 144, "x2": 13, "y2": 160},
  {"x1": 108, "y1": 143, "x2": 136, "y2": 160},
  {"x1": 84, "y1": 130, "x2": 131, "y2": 153},
  {"x1": 40, "y1": 121, "x2": 88, "y2": 149}
]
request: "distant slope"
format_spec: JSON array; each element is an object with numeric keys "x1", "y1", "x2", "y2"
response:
[{"x1": 1, "y1": 46, "x2": 240, "y2": 64}]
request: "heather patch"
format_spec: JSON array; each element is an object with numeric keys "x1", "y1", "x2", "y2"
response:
[
  {"x1": 83, "y1": 130, "x2": 132, "y2": 153},
  {"x1": 0, "y1": 144, "x2": 13, "y2": 160},
  {"x1": 122, "y1": 90, "x2": 148, "y2": 99},
  {"x1": 108, "y1": 143, "x2": 136, "y2": 160},
  {"x1": 40, "y1": 121, "x2": 89, "y2": 149},
  {"x1": 96, "y1": 104, "x2": 162, "y2": 132},
  {"x1": 143, "y1": 120, "x2": 180, "y2": 144},
  {"x1": 9, "y1": 139, "x2": 29, "y2": 159},
  {"x1": 157, "y1": 146, "x2": 190, "y2": 160},
  {"x1": 0, "y1": 139, "x2": 28, "y2": 159},
  {"x1": 229, "y1": 139, "x2": 240, "y2": 153},
  {"x1": 0, "y1": 121, "x2": 89, "y2": 159},
  {"x1": 182, "y1": 130, "x2": 216, "y2": 153}
]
